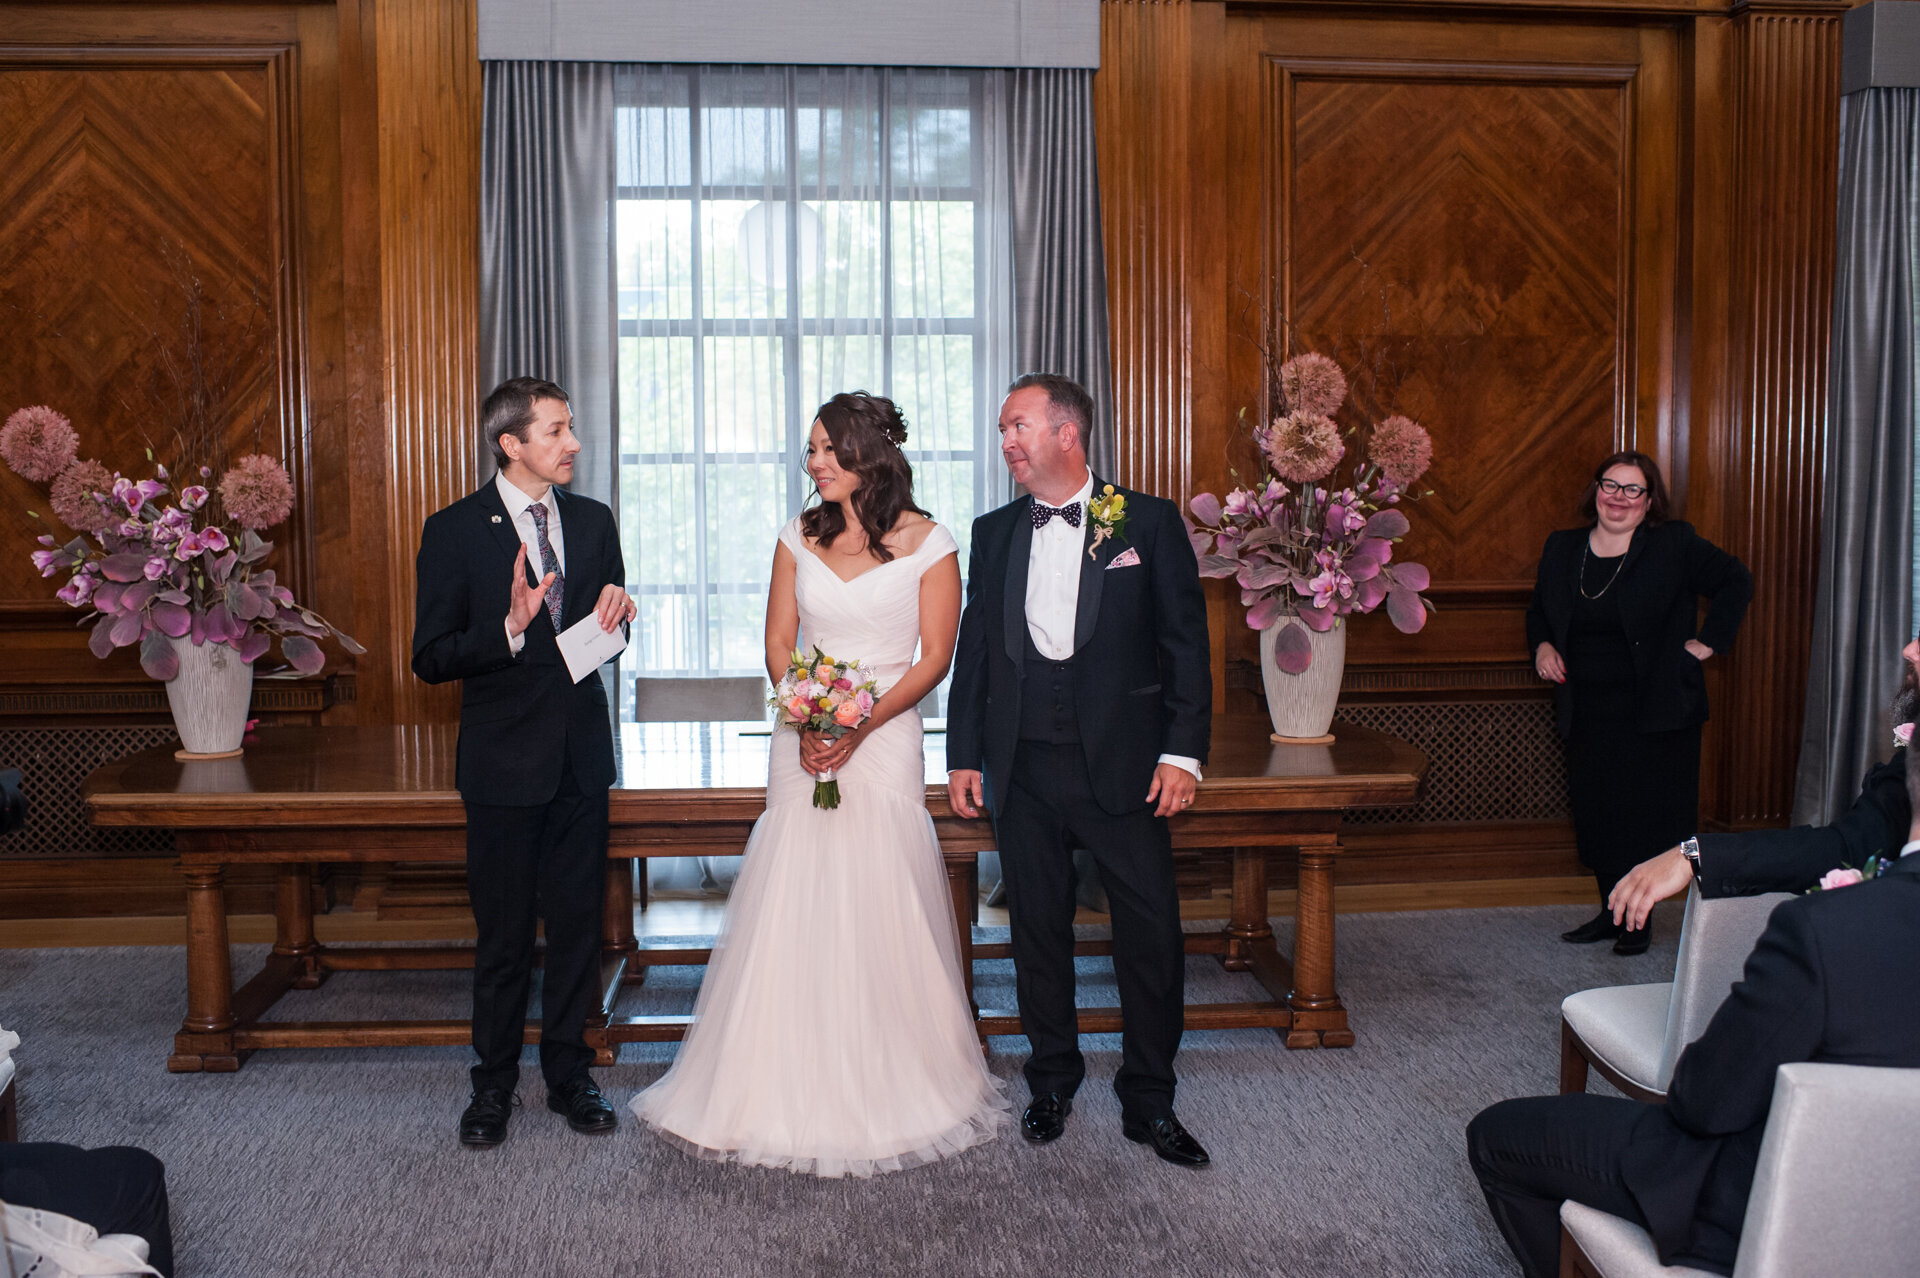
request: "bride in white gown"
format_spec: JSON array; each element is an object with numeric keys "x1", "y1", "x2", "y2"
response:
[{"x1": 630, "y1": 392, "x2": 1009, "y2": 1177}]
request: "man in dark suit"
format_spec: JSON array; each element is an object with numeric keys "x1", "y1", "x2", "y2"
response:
[
  {"x1": 412, "y1": 376, "x2": 634, "y2": 1148},
  {"x1": 1608, "y1": 635, "x2": 1919, "y2": 926},
  {"x1": 947, "y1": 373, "x2": 1213, "y2": 1167},
  {"x1": 1467, "y1": 731, "x2": 1920, "y2": 1276}
]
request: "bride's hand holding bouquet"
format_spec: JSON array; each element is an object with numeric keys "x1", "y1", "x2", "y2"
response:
[{"x1": 771, "y1": 646, "x2": 880, "y2": 809}]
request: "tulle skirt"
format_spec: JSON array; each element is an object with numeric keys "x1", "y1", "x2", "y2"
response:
[{"x1": 630, "y1": 714, "x2": 1009, "y2": 1177}]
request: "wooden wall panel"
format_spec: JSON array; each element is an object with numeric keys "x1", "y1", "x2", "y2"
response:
[{"x1": 1099, "y1": 0, "x2": 1847, "y2": 847}]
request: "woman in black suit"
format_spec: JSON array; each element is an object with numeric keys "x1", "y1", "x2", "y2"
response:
[{"x1": 1526, "y1": 451, "x2": 1752, "y2": 954}]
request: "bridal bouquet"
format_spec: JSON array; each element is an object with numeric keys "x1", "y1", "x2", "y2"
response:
[
  {"x1": 770, "y1": 646, "x2": 879, "y2": 809},
  {"x1": 1186, "y1": 352, "x2": 1437, "y2": 673},
  {"x1": 3, "y1": 404, "x2": 362, "y2": 679}
]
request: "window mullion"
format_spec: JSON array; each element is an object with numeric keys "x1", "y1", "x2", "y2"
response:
[
  {"x1": 880, "y1": 68, "x2": 895, "y2": 401},
  {"x1": 784, "y1": 69, "x2": 805, "y2": 521},
  {"x1": 688, "y1": 73, "x2": 712, "y2": 677}
]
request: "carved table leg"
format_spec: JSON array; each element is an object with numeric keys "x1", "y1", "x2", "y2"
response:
[
  {"x1": 1287, "y1": 848, "x2": 1353, "y2": 1049},
  {"x1": 948, "y1": 857, "x2": 978, "y2": 1013},
  {"x1": 1223, "y1": 847, "x2": 1273, "y2": 972},
  {"x1": 171, "y1": 864, "x2": 240, "y2": 1072},
  {"x1": 606, "y1": 860, "x2": 642, "y2": 987},
  {"x1": 274, "y1": 863, "x2": 327, "y2": 989}
]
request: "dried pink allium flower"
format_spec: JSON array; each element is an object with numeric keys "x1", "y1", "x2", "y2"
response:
[
  {"x1": 50, "y1": 459, "x2": 120, "y2": 533},
  {"x1": 1263, "y1": 411, "x2": 1344, "y2": 482},
  {"x1": 1369, "y1": 415, "x2": 1433, "y2": 487},
  {"x1": 0, "y1": 405, "x2": 79, "y2": 482},
  {"x1": 1278, "y1": 354, "x2": 1347, "y2": 419},
  {"x1": 218, "y1": 453, "x2": 295, "y2": 529}
]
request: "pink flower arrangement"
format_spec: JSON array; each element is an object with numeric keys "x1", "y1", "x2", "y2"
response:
[
  {"x1": 1895, "y1": 722, "x2": 1913, "y2": 750},
  {"x1": 5, "y1": 404, "x2": 362, "y2": 680},
  {"x1": 0, "y1": 406, "x2": 79, "y2": 483},
  {"x1": 1187, "y1": 352, "x2": 1438, "y2": 673},
  {"x1": 1818, "y1": 867, "x2": 1865, "y2": 891},
  {"x1": 770, "y1": 646, "x2": 880, "y2": 809}
]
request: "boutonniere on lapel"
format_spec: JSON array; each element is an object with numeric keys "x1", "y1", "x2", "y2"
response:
[
  {"x1": 1086, "y1": 485, "x2": 1129, "y2": 559},
  {"x1": 1810, "y1": 854, "x2": 1893, "y2": 892},
  {"x1": 1896, "y1": 722, "x2": 1913, "y2": 751}
]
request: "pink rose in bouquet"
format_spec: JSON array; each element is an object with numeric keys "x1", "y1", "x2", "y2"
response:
[{"x1": 1818, "y1": 867, "x2": 1865, "y2": 891}]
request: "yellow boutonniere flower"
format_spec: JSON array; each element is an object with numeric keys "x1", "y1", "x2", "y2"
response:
[{"x1": 1087, "y1": 484, "x2": 1130, "y2": 558}]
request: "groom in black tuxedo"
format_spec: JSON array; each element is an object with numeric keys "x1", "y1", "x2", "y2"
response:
[
  {"x1": 947, "y1": 373, "x2": 1213, "y2": 1167},
  {"x1": 412, "y1": 376, "x2": 634, "y2": 1148}
]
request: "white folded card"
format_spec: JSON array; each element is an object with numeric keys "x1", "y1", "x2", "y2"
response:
[{"x1": 556, "y1": 613, "x2": 629, "y2": 684}]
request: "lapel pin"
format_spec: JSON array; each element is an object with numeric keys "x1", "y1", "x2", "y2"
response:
[{"x1": 490, "y1": 515, "x2": 501, "y2": 524}]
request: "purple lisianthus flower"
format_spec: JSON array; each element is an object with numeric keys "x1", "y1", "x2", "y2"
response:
[
  {"x1": 179, "y1": 485, "x2": 210, "y2": 512},
  {"x1": 155, "y1": 463, "x2": 169, "y2": 481},
  {"x1": 174, "y1": 531, "x2": 208, "y2": 562},
  {"x1": 117, "y1": 518, "x2": 146, "y2": 540},
  {"x1": 56, "y1": 574, "x2": 97, "y2": 606},
  {"x1": 113, "y1": 476, "x2": 166, "y2": 515},
  {"x1": 1223, "y1": 488, "x2": 1256, "y2": 519},
  {"x1": 144, "y1": 556, "x2": 170, "y2": 581},
  {"x1": 31, "y1": 548, "x2": 63, "y2": 576},
  {"x1": 199, "y1": 526, "x2": 231, "y2": 553}
]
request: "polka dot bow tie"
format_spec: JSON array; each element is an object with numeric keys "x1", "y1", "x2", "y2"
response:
[{"x1": 1031, "y1": 501, "x2": 1082, "y2": 530}]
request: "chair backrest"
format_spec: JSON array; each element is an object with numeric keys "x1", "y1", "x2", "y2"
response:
[
  {"x1": 633, "y1": 676, "x2": 769, "y2": 723},
  {"x1": 1655, "y1": 884, "x2": 1792, "y2": 1086},
  {"x1": 1733, "y1": 1062, "x2": 1920, "y2": 1278}
]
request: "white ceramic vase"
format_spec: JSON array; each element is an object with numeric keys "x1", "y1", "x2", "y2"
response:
[
  {"x1": 1258, "y1": 614, "x2": 1347, "y2": 742},
  {"x1": 164, "y1": 634, "x2": 255, "y2": 757}
]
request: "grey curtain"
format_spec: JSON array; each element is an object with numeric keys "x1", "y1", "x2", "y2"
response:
[
  {"x1": 1009, "y1": 68, "x2": 1115, "y2": 478},
  {"x1": 480, "y1": 61, "x2": 617, "y2": 511},
  {"x1": 1792, "y1": 88, "x2": 1920, "y2": 824}
]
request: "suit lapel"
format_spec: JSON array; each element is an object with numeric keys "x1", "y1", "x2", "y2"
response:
[
  {"x1": 553, "y1": 488, "x2": 591, "y2": 627},
  {"x1": 1072, "y1": 477, "x2": 1119, "y2": 653},
  {"x1": 1003, "y1": 498, "x2": 1034, "y2": 667},
  {"x1": 475, "y1": 482, "x2": 531, "y2": 584}
]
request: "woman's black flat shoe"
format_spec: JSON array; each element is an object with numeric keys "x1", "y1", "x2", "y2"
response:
[
  {"x1": 1561, "y1": 910, "x2": 1622, "y2": 944},
  {"x1": 1613, "y1": 926, "x2": 1651, "y2": 956}
]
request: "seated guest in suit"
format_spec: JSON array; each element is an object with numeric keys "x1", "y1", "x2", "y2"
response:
[
  {"x1": 1466, "y1": 732, "x2": 1920, "y2": 1277},
  {"x1": 412, "y1": 376, "x2": 636, "y2": 1148},
  {"x1": 1608, "y1": 634, "x2": 1917, "y2": 930},
  {"x1": 0, "y1": 1143, "x2": 172, "y2": 1275}
]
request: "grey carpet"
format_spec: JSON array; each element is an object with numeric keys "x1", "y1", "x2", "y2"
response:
[{"x1": 0, "y1": 902, "x2": 1677, "y2": 1277}]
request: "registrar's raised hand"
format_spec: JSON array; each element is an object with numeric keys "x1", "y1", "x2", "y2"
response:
[{"x1": 508, "y1": 542, "x2": 555, "y2": 638}]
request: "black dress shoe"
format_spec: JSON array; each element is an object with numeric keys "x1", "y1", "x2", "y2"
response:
[
  {"x1": 1020, "y1": 1093, "x2": 1072, "y2": 1144},
  {"x1": 459, "y1": 1087, "x2": 515, "y2": 1148},
  {"x1": 1613, "y1": 924, "x2": 1651, "y2": 956},
  {"x1": 1123, "y1": 1114, "x2": 1211, "y2": 1168},
  {"x1": 546, "y1": 1076, "x2": 617, "y2": 1134},
  {"x1": 1561, "y1": 910, "x2": 1622, "y2": 944}
]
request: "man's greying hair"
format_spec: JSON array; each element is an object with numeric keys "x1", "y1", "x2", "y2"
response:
[
  {"x1": 1008, "y1": 372, "x2": 1094, "y2": 442},
  {"x1": 483, "y1": 376, "x2": 570, "y2": 469}
]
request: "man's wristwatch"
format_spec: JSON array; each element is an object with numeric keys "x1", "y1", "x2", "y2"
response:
[{"x1": 1680, "y1": 836, "x2": 1703, "y2": 883}]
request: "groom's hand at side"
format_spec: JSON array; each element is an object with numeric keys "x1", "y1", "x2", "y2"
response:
[
  {"x1": 1146, "y1": 762, "x2": 1197, "y2": 818},
  {"x1": 948, "y1": 769, "x2": 985, "y2": 819}
]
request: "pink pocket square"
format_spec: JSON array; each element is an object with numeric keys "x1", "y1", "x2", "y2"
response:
[{"x1": 1107, "y1": 547, "x2": 1142, "y2": 569}]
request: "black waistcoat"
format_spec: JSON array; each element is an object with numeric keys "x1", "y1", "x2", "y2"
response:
[{"x1": 1018, "y1": 629, "x2": 1082, "y2": 744}]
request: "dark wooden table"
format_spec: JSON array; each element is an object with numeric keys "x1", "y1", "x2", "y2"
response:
[{"x1": 83, "y1": 718, "x2": 1425, "y2": 1071}]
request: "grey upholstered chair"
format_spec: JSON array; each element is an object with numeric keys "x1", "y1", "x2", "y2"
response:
[
  {"x1": 1559, "y1": 884, "x2": 1790, "y2": 1101},
  {"x1": 1559, "y1": 1062, "x2": 1920, "y2": 1278},
  {"x1": 632, "y1": 675, "x2": 770, "y2": 722}
]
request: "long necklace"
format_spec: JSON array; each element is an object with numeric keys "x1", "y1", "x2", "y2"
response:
[{"x1": 1579, "y1": 538, "x2": 1626, "y2": 600}]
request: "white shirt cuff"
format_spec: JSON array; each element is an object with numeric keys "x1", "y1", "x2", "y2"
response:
[
  {"x1": 505, "y1": 618, "x2": 525, "y2": 656},
  {"x1": 1158, "y1": 754, "x2": 1202, "y2": 782}
]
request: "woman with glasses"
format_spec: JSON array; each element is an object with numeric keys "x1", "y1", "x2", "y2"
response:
[{"x1": 1525, "y1": 452, "x2": 1752, "y2": 953}]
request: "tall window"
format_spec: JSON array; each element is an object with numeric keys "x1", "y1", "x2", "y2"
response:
[{"x1": 613, "y1": 65, "x2": 1009, "y2": 716}]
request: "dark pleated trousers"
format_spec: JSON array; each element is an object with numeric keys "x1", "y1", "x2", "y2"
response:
[
  {"x1": 993, "y1": 740, "x2": 1185, "y2": 1121},
  {"x1": 0, "y1": 1143, "x2": 174, "y2": 1277}
]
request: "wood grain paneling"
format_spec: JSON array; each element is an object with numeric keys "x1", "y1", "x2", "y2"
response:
[{"x1": 1695, "y1": 9, "x2": 1843, "y2": 829}]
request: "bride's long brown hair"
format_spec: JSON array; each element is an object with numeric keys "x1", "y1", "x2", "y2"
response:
[{"x1": 800, "y1": 392, "x2": 928, "y2": 563}]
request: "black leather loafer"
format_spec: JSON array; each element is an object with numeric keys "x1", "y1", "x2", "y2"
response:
[
  {"x1": 1613, "y1": 925, "x2": 1651, "y2": 956},
  {"x1": 1561, "y1": 910, "x2": 1621, "y2": 944},
  {"x1": 1123, "y1": 1114, "x2": 1211, "y2": 1168},
  {"x1": 459, "y1": 1087, "x2": 515, "y2": 1148},
  {"x1": 546, "y1": 1076, "x2": 617, "y2": 1134},
  {"x1": 1021, "y1": 1092, "x2": 1073, "y2": 1144}
]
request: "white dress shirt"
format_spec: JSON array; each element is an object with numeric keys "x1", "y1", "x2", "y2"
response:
[
  {"x1": 1901, "y1": 840, "x2": 1920, "y2": 859},
  {"x1": 1025, "y1": 469, "x2": 1200, "y2": 783},
  {"x1": 496, "y1": 471, "x2": 566, "y2": 655}
]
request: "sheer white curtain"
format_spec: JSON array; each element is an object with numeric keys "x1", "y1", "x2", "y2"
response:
[{"x1": 613, "y1": 65, "x2": 1012, "y2": 888}]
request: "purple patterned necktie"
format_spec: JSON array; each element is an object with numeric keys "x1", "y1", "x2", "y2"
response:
[{"x1": 526, "y1": 502, "x2": 565, "y2": 630}]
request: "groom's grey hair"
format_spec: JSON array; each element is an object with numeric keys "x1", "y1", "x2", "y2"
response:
[{"x1": 1008, "y1": 373, "x2": 1092, "y2": 443}]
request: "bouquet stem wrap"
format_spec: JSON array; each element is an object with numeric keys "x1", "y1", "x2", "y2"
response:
[{"x1": 812, "y1": 768, "x2": 840, "y2": 809}]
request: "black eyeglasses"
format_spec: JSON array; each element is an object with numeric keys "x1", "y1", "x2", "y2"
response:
[{"x1": 1597, "y1": 479, "x2": 1649, "y2": 499}]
